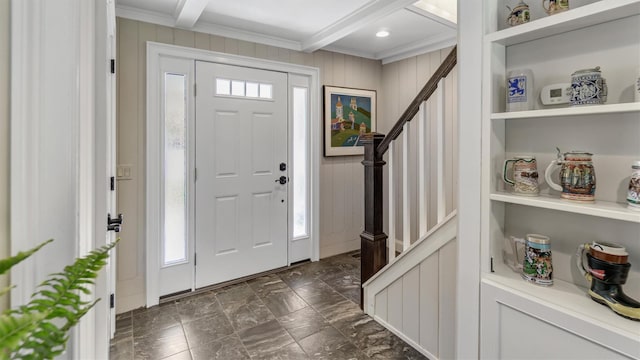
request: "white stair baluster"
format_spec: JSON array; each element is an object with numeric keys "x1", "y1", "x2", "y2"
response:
[
  {"x1": 402, "y1": 122, "x2": 410, "y2": 252},
  {"x1": 388, "y1": 143, "x2": 396, "y2": 261},
  {"x1": 437, "y1": 79, "x2": 446, "y2": 223},
  {"x1": 418, "y1": 102, "x2": 427, "y2": 238}
]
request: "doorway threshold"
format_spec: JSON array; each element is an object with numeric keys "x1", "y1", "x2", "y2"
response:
[{"x1": 159, "y1": 259, "x2": 312, "y2": 304}]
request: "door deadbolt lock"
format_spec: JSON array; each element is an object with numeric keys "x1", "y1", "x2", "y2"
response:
[
  {"x1": 108, "y1": 213, "x2": 124, "y2": 233},
  {"x1": 280, "y1": 163, "x2": 286, "y2": 171},
  {"x1": 275, "y1": 176, "x2": 288, "y2": 185}
]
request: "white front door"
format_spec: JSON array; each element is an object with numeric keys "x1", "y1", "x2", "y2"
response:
[{"x1": 194, "y1": 62, "x2": 288, "y2": 288}]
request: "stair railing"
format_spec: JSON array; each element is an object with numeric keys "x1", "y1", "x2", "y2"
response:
[{"x1": 360, "y1": 46, "x2": 457, "y2": 308}]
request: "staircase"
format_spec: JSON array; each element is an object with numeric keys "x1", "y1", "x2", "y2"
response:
[{"x1": 360, "y1": 46, "x2": 457, "y2": 359}]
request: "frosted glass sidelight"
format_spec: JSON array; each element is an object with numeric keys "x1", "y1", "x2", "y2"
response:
[
  {"x1": 163, "y1": 73, "x2": 187, "y2": 266},
  {"x1": 293, "y1": 87, "x2": 308, "y2": 238}
]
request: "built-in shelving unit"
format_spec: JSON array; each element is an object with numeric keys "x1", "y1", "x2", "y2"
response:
[
  {"x1": 479, "y1": 1, "x2": 640, "y2": 358},
  {"x1": 485, "y1": 0, "x2": 640, "y2": 45},
  {"x1": 490, "y1": 192, "x2": 640, "y2": 223},
  {"x1": 491, "y1": 102, "x2": 640, "y2": 120}
]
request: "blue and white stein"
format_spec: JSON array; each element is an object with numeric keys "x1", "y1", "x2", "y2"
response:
[
  {"x1": 506, "y1": 69, "x2": 534, "y2": 112},
  {"x1": 569, "y1": 66, "x2": 607, "y2": 106}
]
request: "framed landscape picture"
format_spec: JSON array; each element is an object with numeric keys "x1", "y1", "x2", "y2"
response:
[{"x1": 323, "y1": 85, "x2": 376, "y2": 156}]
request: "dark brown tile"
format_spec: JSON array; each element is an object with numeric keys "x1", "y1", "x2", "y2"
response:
[
  {"x1": 299, "y1": 287, "x2": 347, "y2": 308},
  {"x1": 116, "y1": 310, "x2": 133, "y2": 320},
  {"x1": 277, "y1": 306, "x2": 329, "y2": 341},
  {"x1": 109, "y1": 337, "x2": 133, "y2": 360},
  {"x1": 190, "y1": 334, "x2": 251, "y2": 360},
  {"x1": 132, "y1": 303, "x2": 182, "y2": 337},
  {"x1": 292, "y1": 280, "x2": 336, "y2": 302},
  {"x1": 261, "y1": 288, "x2": 308, "y2": 317},
  {"x1": 331, "y1": 312, "x2": 387, "y2": 351},
  {"x1": 237, "y1": 319, "x2": 295, "y2": 358},
  {"x1": 247, "y1": 274, "x2": 290, "y2": 298},
  {"x1": 315, "y1": 298, "x2": 363, "y2": 324},
  {"x1": 361, "y1": 330, "x2": 427, "y2": 360},
  {"x1": 298, "y1": 326, "x2": 366, "y2": 360},
  {"x1": 216, "y1": 284, "x2": 275, "y2": 331},
  {"x1": 322, "y1": 272, "x2": 361, "y2": 304},
  {"x1": 133, "y1": 324, "x2": 189, "y2": 360},
  {"x1": 163, "y1": 350, "x2": 193, "y2": 360},
  {"x1": 252, "y1": 341, "x2": 310, "y2": 360},
  {"x1": 182, "y1": 311, "x2": 235, "y2": 349},
  {"x1": 175, "y1": 291, "x2": 223, "y2": 324}
]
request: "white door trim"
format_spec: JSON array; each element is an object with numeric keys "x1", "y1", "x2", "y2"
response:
[
  {"x1": 11, "y1": 0, "x2": 110, "y2": 358},
  {"x1": 146, "y1": 42, "x2": 320, "y2": 307}
]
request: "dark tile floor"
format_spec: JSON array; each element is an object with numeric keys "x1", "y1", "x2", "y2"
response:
[{"x1": 109, "y1": 251, "x2": 427, "y2": 360}]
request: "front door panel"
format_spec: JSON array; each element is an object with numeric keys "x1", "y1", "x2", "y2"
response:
[{"x1": 195, "y1": 62, "x2": 288, "y2": 288}]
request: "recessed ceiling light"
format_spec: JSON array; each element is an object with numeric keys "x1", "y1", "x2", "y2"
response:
[{"x1": 376, "y1": 30, "x2": 390, "y2": 38}]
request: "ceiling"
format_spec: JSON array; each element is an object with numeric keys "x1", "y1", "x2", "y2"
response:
[{"x1": 114, "y1": 0, "x2": 457, "y2": 64}]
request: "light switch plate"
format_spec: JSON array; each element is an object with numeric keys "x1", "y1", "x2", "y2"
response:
[{"x1": 116, "y1": 164, "x2": 133, "y2": 180}]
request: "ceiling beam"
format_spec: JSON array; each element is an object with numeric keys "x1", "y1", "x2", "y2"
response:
[
  {"x1": 174, "y1": 0, "x2": 209, "y2": 28},
  {"x1": 301, "y1": 0, "x2": 417, "y2": 53}
]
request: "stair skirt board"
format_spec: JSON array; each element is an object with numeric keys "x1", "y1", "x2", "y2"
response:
[
  {"x1": 362, "y1": 212, "x2": 458, "y2": 360},
  {"x1": 372, "y1": 316, "x2": 438, "y2": 360}
]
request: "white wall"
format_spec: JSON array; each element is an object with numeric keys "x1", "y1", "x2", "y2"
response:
[
  {"x1": 115, "y1": 18, "x2": 383, "y2": 312},
  {"x1": 0, "y1": 0, "x2": 10, "y2": 313}
]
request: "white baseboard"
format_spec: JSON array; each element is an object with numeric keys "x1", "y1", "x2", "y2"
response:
[{"x1": 320, "y1": 237, "x2": 360, "y2": 258}]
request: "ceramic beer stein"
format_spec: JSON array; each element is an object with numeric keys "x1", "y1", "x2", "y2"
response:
[
  {"x1": 509, "y1": 234, "x2": 553, "y2": 286},
  {"x1": 628, "y1": 161, "x2": 640, "y2": 210},
  {"x1": 543, "y1": 0, "x2": 569, "y2": 15},
  {"x1": 506, "y1": 1, "x2": 531, "y2": 26},
  {"x1": 503, "y1": 155, "x2": 539, "y2": 196},
  {"x1": 569, "y1": 67, "x2": 607, "y2": 106},
  {"x1": 506, "y1": 69, "x2": 534, "y2": 111},
  {"x1": 545, "y1": 148, "x2": 596, "y2": 201}
]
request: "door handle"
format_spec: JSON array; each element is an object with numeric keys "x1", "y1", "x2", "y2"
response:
[
  {"x1": 108, "y1": 213, "x2": 123, "y2": 232},
  {"x1": 275, "y1": 176, "x2": 288, "y2": 185}
]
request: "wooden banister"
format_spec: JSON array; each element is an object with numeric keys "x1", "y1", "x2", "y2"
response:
[
  {"x1": 376, "y1": 46, "x2": 457, "y2": 156},
  {"x1": 360, "y1": 46, "x2": 457, "y2": 309}
]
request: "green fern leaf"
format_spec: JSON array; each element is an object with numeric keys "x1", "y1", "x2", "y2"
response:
[
  {"x1": 0, "y1": 312, "x2": 48, "y2": 358},
  {"x1": 0, "y1": 239, "x2": 53, "y2": 276}
]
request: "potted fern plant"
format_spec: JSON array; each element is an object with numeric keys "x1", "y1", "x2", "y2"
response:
[{"x1": 0, "y1": 239, "x2": 118, "y2": 359}]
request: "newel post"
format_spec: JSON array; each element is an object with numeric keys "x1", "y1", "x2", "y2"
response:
[{"x1": 360, "y1": 133, "x2": 388, "y2": 309}]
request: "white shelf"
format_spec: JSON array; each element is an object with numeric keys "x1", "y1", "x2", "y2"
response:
[
  {"x1": 484, "y1": 263, "x2": 640, "y2": 342},
  {"x1": 490, "y1": 192, "x2": 640, "y2": 223},
  {"x1": 486, "y1": 0, "x2": 640, "y2": 46},
  {"x1": 491, "y1": 102, "x2": 640, "y2": 120}
]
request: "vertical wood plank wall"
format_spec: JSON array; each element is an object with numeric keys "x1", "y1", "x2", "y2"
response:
[
  {"x1": 373, "y1": 239, "x2": 458, "y2": 359},
  {"x1": 0, "y1": 0, "x2": 9, "y2": 313},
  {"x1": 115, "y1": 18, "x2": 383, "y2": 311},
  {"x1": 115, "y1": 17, "x2": 455, "y2": 312},
  {"x1": 380, "y1": 50, "x2": 458, "y2": 243}
]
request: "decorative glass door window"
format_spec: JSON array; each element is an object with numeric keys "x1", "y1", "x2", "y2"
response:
[{"x1": 163, "y1": 73, "x2": 187, "y2": 266}]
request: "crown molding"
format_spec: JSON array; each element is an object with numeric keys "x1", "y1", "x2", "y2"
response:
[
  {"x1": 301, "y1": 0, "x2": 417, "y2": 52},
  {"x1": 379, "y1": 31, "x2": 456, "y2": 64}
]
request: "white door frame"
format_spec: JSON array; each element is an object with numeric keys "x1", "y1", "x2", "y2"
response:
[
  {"x1": 146, "y1": 42, "x2": 320, "y2": 307},
  {"x1": 11, "y1": 0, "x2": 113, "y2": 358}
]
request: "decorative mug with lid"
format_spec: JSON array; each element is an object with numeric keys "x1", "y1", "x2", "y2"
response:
[
  {"x1": 543, "y1": 0, "x2": 569, "y2": 15},
  {"x1": 506, "y1": 1, "x2": 531, "y2": 26},
  {"x1": 569, "y1": 67, "x2": 607, "y2": 106},
  {"x1": 545, "y1": 148, "x2": 596, "y2": 201}
]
